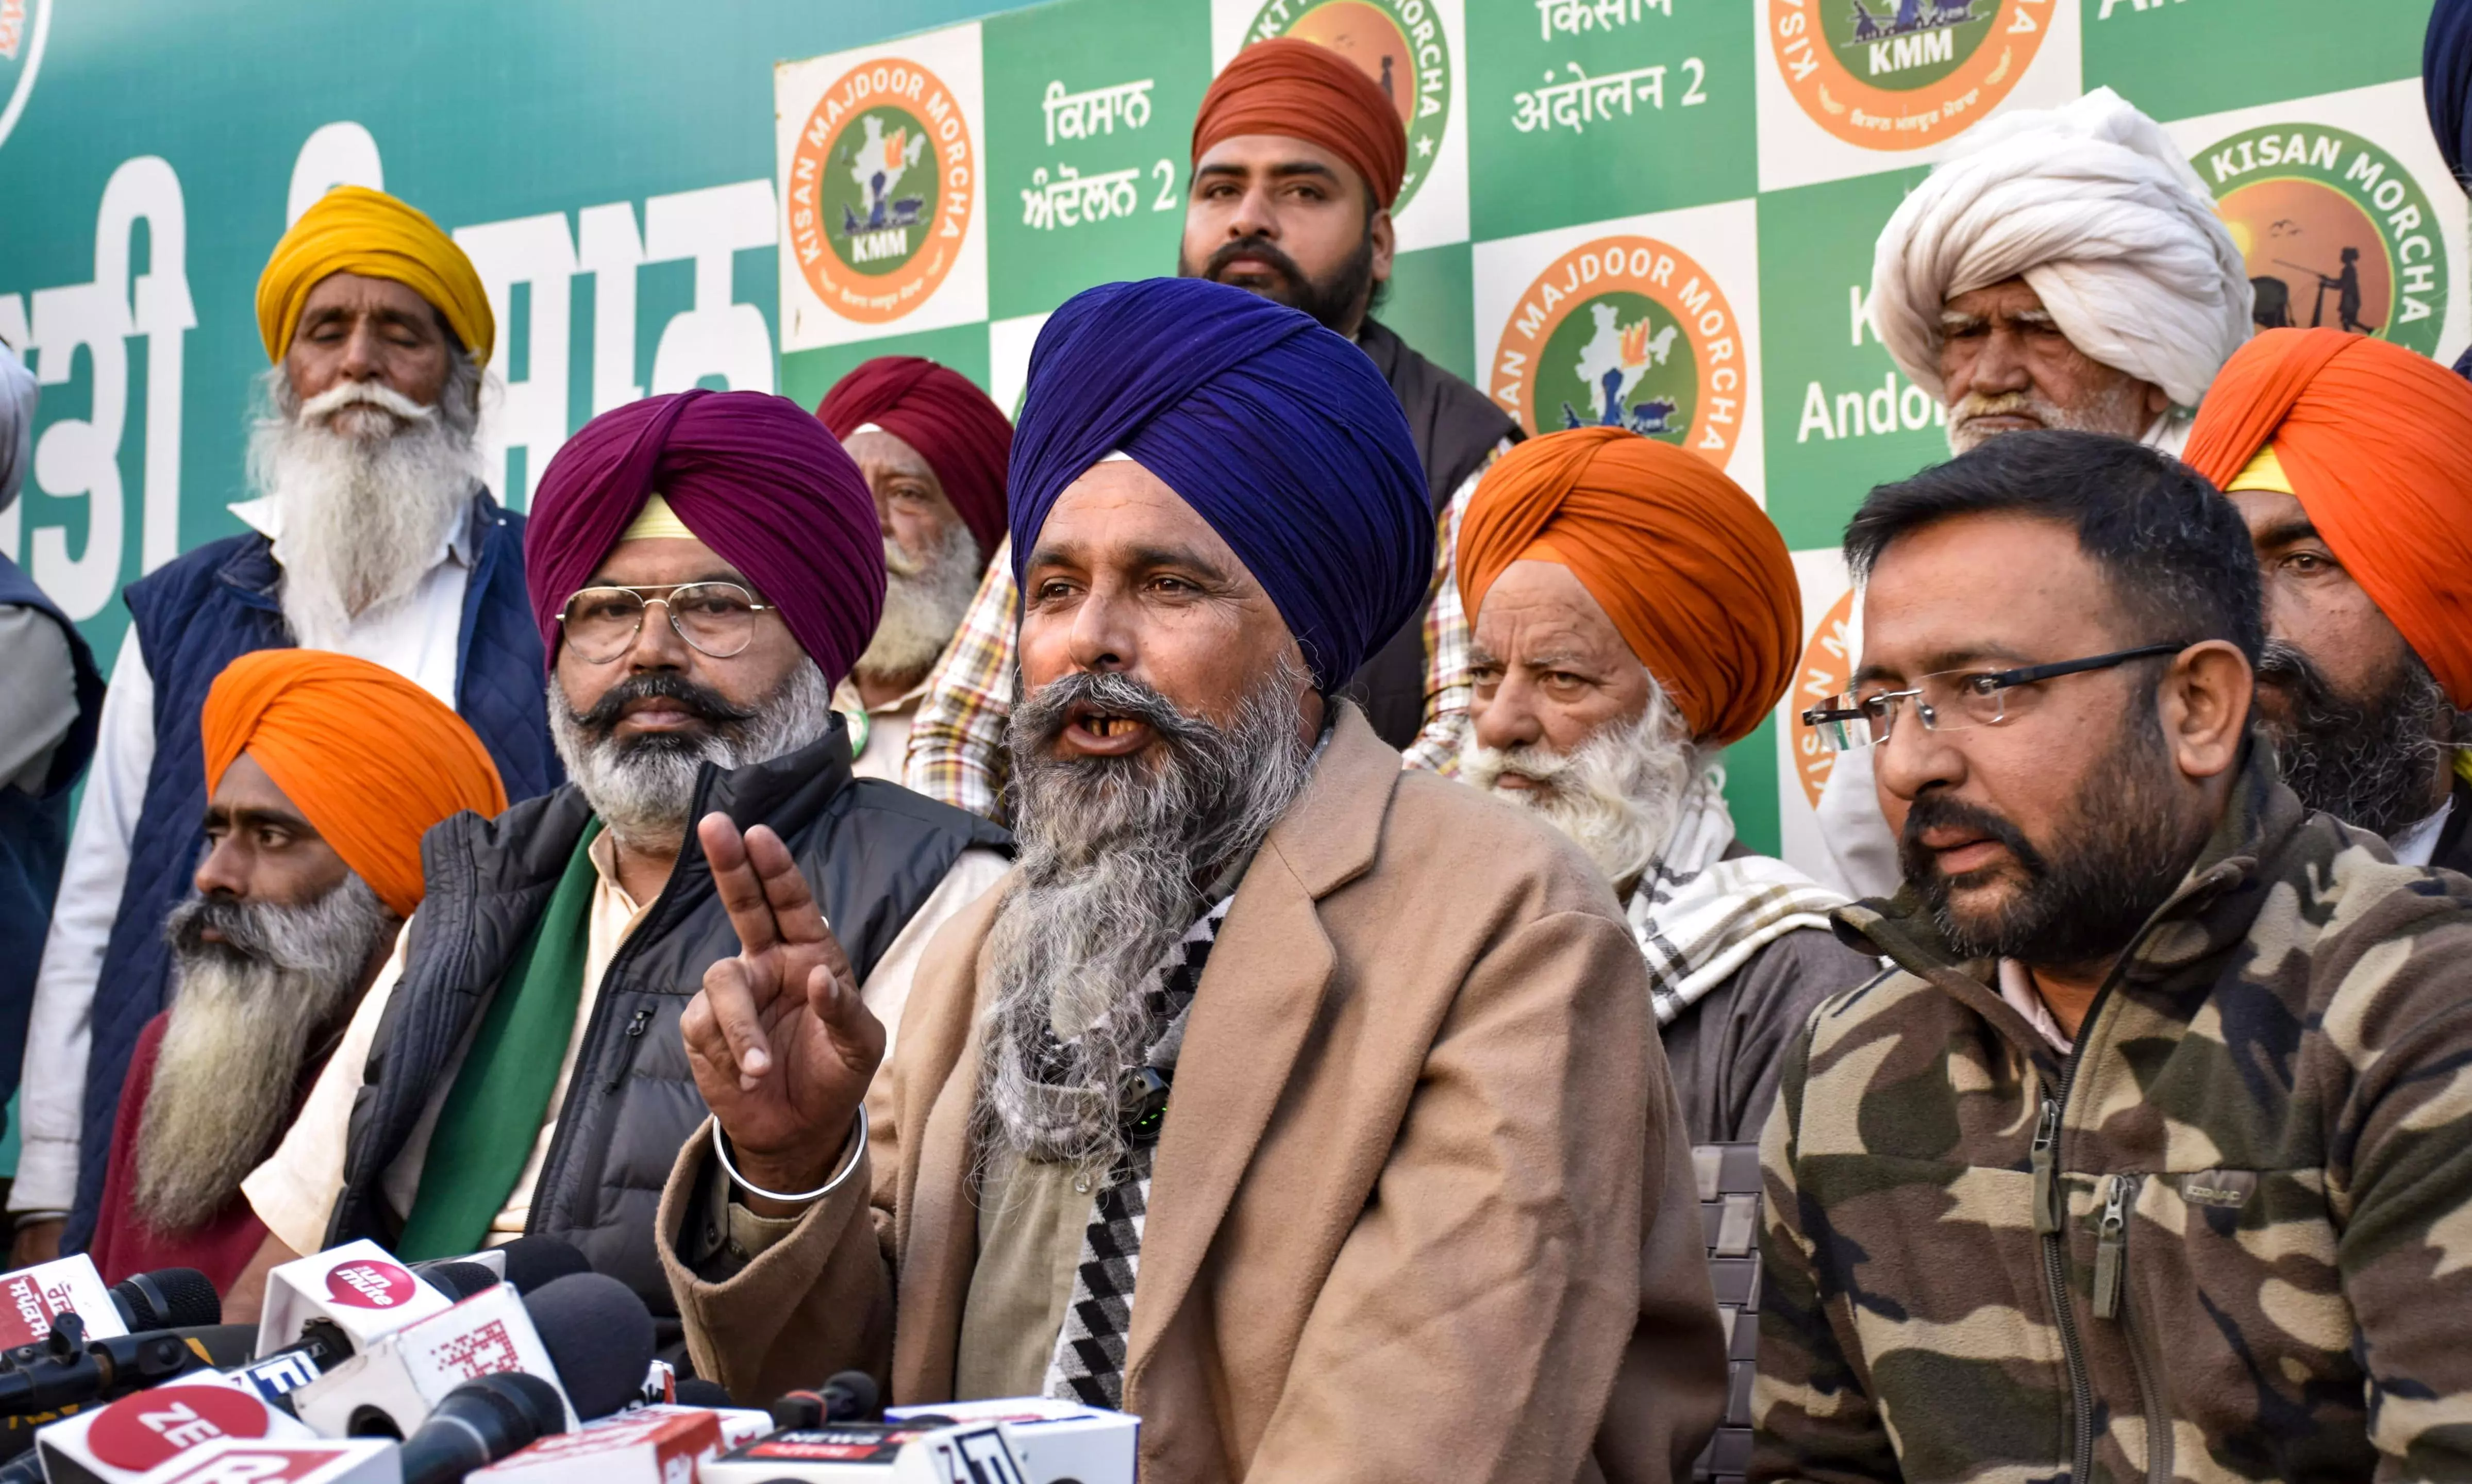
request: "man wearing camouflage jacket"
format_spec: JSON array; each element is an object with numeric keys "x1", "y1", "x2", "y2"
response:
[{"x1": 1762, "y1": 430, "x2": 2472, "y2": 1483}]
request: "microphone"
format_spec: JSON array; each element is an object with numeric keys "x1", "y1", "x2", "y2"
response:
[
  {"x1": 106, "y1": 1270, "x2": 220, "y2": 1333},
  {"x1": 462, "y1": 1402, "x2": 776, "y2": 1484},
  {"x1": 255, "y1": 1241, "x2": 457, "y2": 1362},
  {"x1": 669, "y1": 1379, "x2": 733, "y2": 1409},
  {"x1": 493, "y1": 1239, "x2": 589, "y2": 1297},
  {"x1": 411, "y1": 1264, "x2": 502, "y2": 1304},
  {"x1": 701, "y1": 1398, "x2": 1139, "y2": 1484},
  {"x1": 32, "y1": 1369, "x2": 320, "y2": 1484},
  {"x1": 765, "y1": 1371, "x2": 877, "y2": 1430},
  {"x1": 0, "y1": 1312, "x2": 205, "y2": 1416},
  {"x1": 397, "y1": 1373, "x2": 566, "y2": 1484},
  {"x1": 519, "y1": 1276, "x2": 654, "y2": 1425},
  {"x1": 0, "y1": 1258, "x2": 129, "y2": 1351}
]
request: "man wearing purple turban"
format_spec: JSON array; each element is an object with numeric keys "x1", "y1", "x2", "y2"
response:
[
  {"x1": 238, "y1": 390, "x2": 1010, "y2": 1323},
  {"x1": 656, "y1": 281, "x2": 1726, "y2": 1482}
]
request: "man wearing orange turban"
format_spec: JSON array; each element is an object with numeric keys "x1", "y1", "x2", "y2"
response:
[
  {"x1": 1455, "y1": 427, "x2": 1876, "y2": 1144},
  {"x1": 905, "y1": 36, "x2": 1519, "y2": 818},
  {"x1": 13, "y1": 184, "x2": 557, "y2": 1264},
  {"x1": 2185, "y1": 328, "x2": 2472, "y2": 872},
  {"x1": 88, "y1": 651, "x2": 505, "y2": 1306}
]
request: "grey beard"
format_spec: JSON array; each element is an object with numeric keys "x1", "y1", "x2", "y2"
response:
[
  {"x1": 247, "y1": 354, "x2": 485, "y2": 645},
  {"x1": 135, "y1": 876, "x2": 392, "y2": 1235},
  {"x1": 1457, "y1": 684, "x2": 1702, "y2": 892},
  {"x1": 2258, "y1": 638, "x2": 2465, "y2": 838},
  {"x1": 853, "y1": 522, "x2": 982, "y2": 687},
  {"x1": 974, "y1": 656, "x2": 1315, "y2": 1175},
  {"x1": 547, "y1": 660, "x2": 836, "y2": 855}
]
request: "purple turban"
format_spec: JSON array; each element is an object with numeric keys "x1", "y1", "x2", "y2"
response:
[
  {"x1": 526, "y1": 389, "x2": 886, "y2": 683},
  {"x1": 1008, "y1": 278, "x2": 1430, "y2": 691}
]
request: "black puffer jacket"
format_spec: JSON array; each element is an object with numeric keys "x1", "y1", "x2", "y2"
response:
[{"x1": 324, "y1": 722, "x2": 1009, "y2": 1321}]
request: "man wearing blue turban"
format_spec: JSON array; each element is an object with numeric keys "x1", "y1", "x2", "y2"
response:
[{"x1": 654, "y1": 279, "x2": 1725, "y2": 1482}]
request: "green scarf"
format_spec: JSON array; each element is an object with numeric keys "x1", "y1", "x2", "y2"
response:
[{"x1": 396, "y1": 820, "x2": 606, "y2": 1259}]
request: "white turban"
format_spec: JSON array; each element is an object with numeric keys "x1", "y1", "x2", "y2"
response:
[
  {"x1": 0, "y1": 351, "x2": 32, "y2": 516},
  {"x1": 1869, "y1": 87, "x2": 2252, "y2": 410}
]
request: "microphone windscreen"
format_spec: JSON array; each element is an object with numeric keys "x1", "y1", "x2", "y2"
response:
[
  {"x1": 823, "y1": 1371, "x2": 878, "y2": 1422},
  {"x1": 111, "y1": 1268, "x2": 222, "y2": 1329},
  {"x1": 522, "y1": 1273, "x2": 656, "y2": 1421},
  {"x1": 672, "y1": 1378, "x2": 735, "y2": 1408},
  {"x1": 420, "y1": 1261, "x2": 502, "y2": 1302},
  {"x1": 494, "y1": 1236, "x2": 592, "y2": 1295}
]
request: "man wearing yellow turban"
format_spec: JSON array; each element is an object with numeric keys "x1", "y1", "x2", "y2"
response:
[
  {"x1": 12, "y1": 185, "x2": 559, "y2": 1263},
  {"x1": 87, "y1": 651, "x2": 505, "y2": 1310},
  {"x1": 1454, "y1": 428, "x2": 1878, "y2": 1146}
]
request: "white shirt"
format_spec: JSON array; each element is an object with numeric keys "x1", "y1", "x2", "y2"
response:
[
  {"x1": 1997, "y1": 958, "x2": 2075, "y2": 1056},
  {"x1": 10, "y1": 499, "x2": 477, "y2": 1214},
  {"x1": 2389, "y1": 797, "x2": 2456, "y2": 868},
  {"x1": 243, "y1": 840, "x2": 1011, "y2": 1255},
  {"x1": 832, "y1": 675, "x2": 932, "y2": 787}
]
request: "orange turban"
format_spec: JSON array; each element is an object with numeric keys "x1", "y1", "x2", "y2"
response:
[
  {"x1": 201, "y1": 651, "x2": 508, "y2": 919},
  {"x1": 1192, "y1": 38, "x2": 1407, "y2": 209},
  {"x1": 1457, "y1": 428, "x2": 1799, "y2": 746},
  {"x1": 2184, "y1": 328, "x2": 2472, "y2": 708}
]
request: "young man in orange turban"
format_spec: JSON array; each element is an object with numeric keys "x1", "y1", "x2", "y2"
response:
[
  {"x1": 88, "y1": 650, "x2": 505, "y2": 1309},
  {"x1": 2185, "y1": 328, "x2": 2472, "y2": 871},
  {"x1": 1455, "y1": 428, "x2": 1878, "y2": 1146},
  {"x1": 905, "y1": 38, "x2": 1519, "y2": 818}
]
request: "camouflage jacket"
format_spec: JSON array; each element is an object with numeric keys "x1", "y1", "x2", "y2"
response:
[{"x1": 1753, "y1": 756, "x2": 2472, "y2": 1483}]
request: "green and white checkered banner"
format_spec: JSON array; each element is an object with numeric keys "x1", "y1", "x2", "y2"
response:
[{"x1": 1, "y1": 0, "x2": 2450, "y2": 864}]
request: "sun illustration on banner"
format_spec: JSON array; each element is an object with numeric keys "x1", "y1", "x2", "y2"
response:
[
  {"x1": 0, "y1": 0, "x2": 50, "y2": 154},
  {"x1": 787, "y1": 56, "x2": 976, "y2": 326},
  {"x1": 1244, "y1": 0, "x2": 1449, "y2": 212},
  {"x1": 2197, "y1": 124, "x2": 2447, "y2": 359},
  {"x1": 1768, "y1": 0, "x2": 2051, "y2": 152},
  {"x1": 1491, "y1": 236, "x2": 1744, "y2": 466}
]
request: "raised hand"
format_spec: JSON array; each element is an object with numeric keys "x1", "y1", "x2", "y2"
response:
[{"x1": 682, "y1": 813, "x2": 883, "y2": 1211}]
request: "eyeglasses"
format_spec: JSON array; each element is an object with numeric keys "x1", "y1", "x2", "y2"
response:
[
  {"x1": 556, "y1": 582, "x2": 776, "y2": 663},
  {"x1": 1800, "y1": 642, "x2": 2189, "y2": 753}
]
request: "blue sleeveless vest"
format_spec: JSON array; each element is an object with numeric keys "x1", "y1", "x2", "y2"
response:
[
  {"x1": 0, "y1": 556, "x2": 103, "y2": 1132},
  {"x1": 64, "y1": 491, "x2": 560, "y2": 1250}
]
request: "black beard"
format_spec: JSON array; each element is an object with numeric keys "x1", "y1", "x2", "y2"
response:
[
  {"x1": 1898, "y1": 708, "x2": 2203, "y2": 966},
  {"x1": 2256, "y1": 639, "x2": 2456, "y2": 837},
  {"x1": 570, "y1": 672, "x2": 759, "y2": 759},
  {"x1": 1178, "y1": 228, "x2": 1375, "y2": 334}
]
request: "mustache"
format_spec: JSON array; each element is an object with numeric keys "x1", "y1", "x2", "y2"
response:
[
  {"x1": 1950, "y1": 390, "x2": 2055, "y2": 423},
  {"x1": 2255, "y1": 637, "x2": 2335, "y2": 701},
  {"x1": 1198, "y1": 235, "x2": 1309, "y2": 288},
  {"x1": 296, "y1": 378, "x2": 437, "y2": 425},
  {"x1": 1013, "y1": 670, "x2": 1220, "y2": 757},
  {"x1": 570, "y1": 672, "x2": 758, "y2": 737},
  {"x1": 1898, "y1": 792, "x2": 2051, "y2": 883}
]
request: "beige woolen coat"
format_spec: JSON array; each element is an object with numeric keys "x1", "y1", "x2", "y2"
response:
[{"x1": 657, "y1": 706, "x2": 1726, "y2": 1482}]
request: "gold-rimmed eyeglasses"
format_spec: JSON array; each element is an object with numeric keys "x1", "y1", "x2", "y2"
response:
[{"x1": 556, "y1": 582, "x2": 776, "y2": 663}]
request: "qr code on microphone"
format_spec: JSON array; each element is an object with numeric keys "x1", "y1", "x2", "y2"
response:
[{"x1": 429, "y1": 1320, "x2": 521, "y2": 1378}]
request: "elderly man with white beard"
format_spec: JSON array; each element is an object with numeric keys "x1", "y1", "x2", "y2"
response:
[
  {"x1": 656, "y1": 279, "x2": 1725, "y2": 1484},
  {"x1": 1453, "y1": 429, "x2": 1880, "y2": 1146},
  {"x1": 240, "y1": 389, "x2": 1009, "y2": 1332},
  {"x1": 1816, "y1": 88, "x2": 2256, "y2": 903},
  {"x1": 87, "y1": 650, "x2": 506, "y2": 1314},
  {"x1": 13, "y1": 187, "x2": 560, "y2": 1264},
  {"x1": 813, "y1": 358, "x2": 1011, "y2": 783}
]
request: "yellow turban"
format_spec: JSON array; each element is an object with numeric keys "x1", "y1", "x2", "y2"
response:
[{"x1": 256, "y1": 186, "x2": 494, "y2": 367}]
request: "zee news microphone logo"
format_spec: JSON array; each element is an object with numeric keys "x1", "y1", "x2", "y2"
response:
[{"x1": 324, "y1": 1259, "x2": 420, "y2": 1309}]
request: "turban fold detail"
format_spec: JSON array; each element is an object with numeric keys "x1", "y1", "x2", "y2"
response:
[
  {"x1": 0, "y1": 352, "x2": 32, "y2": 515},
  {"x1": 526, "y1": 390, "x2": 886, "y2": 685},
  {"x1": 202, "y1": 650, "x2": 508, "y2": 918},
  {"x1": 816, "y1": 357, "x2": 1012, "y2": 558},
  {"x1": 1193, "y1": 38, "x2": 1407, "y2": 209},
  {"x1": 2184, "y1": 327, "x2": 2472, "y2": 710},
  {"x1": 257, "y1": 186, "x2": 495, "y2": 367},
  {"x1": 1869, "y1": 87, "x2": 2250, "y2": 409},
  {"x1": 1009, "y1": 277, "x2": 1430, "y2": 692},
  {"x1": 1457, "y1": 428, "x2": 1797, "y2": 747}
]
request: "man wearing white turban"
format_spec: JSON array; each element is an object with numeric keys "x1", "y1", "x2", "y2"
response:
[
  {"x1": 0, "y1": 351, "x2": 105, "y2": 1196},
  {"x1": 1814, "y1": 89, "x2": 2256, "y2": 903},
  {"x1": 1868, "y1": 87, "x2": 2252, "y2": 458}
]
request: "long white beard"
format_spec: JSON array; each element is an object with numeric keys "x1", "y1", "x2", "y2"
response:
[
  {"x1": 134, "y1": 876, "x2": 392, "y2": 1235},
  {"x1": 246, "y1": 367, "x2": 483, "y2": 647},
  {"x1": 1459, "y1": 686, "x2": 1706, "y2": 891},
  {"x1": 1945, "y1": 376, "x2": 2151, "y2": 455},
  {"x1": 854, "y1": 523, "x2": 983, "y2": 688}
]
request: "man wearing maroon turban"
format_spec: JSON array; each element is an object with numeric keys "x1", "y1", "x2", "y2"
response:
[
  {"x1": 904, "y1": 37, "x2": 1519, "y2": 820},
  {"x1": 241, "y1": 391, "x2": 1009, "y2": 1322},
  {"x1": 815, "y1": 358, "x2": 1010, "y2": 784}
]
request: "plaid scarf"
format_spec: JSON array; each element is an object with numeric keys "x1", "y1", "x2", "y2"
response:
[
  {"x1": 1634, "y1": 771, "x2": 1846, "y2": 1026},
  {"x1": 1038, "y1": 896, "x2": 1231, "y2": 1408}
]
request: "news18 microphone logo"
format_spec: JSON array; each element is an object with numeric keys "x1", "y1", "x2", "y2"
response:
[{"x1": 324, "y1": 1260, "x2": 421, "y2": 1310}]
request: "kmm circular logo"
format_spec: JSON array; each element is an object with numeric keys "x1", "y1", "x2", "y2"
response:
[
  {"x1": 2199, "y1": 124, "x2": 2448, "y2": 358},
  {"x1": 786, "y1": 57, "x2": 975, "y2": 326},
  {"x1": 1242, "y1": 0, "x2": 1448, "y2": 212},
  {"x1": 1489, "y1": 236, "x2": 1745, "y2": 464},
  {"x1": 1792, "y1": 586, "x2": 1858, "y2": 808},
  {"x1": 0, "y1": 0, "x2": 52, "y2": 154},
  {"x1": 1768, "y1": 0, "x2": 2050, "y2": 152}
]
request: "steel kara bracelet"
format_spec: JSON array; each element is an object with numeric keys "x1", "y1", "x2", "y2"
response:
[{"x1": 711, "y1": 1105, "x2": 868, "y2": 1206}]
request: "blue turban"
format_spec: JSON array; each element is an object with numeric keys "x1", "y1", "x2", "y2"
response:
[
  {"x1": 1008, "y1": 278, "x2": 1431, "y2": 691},
  {"x1": 2430, "y1": 0, "x2": 2472, "y2": 378}
]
